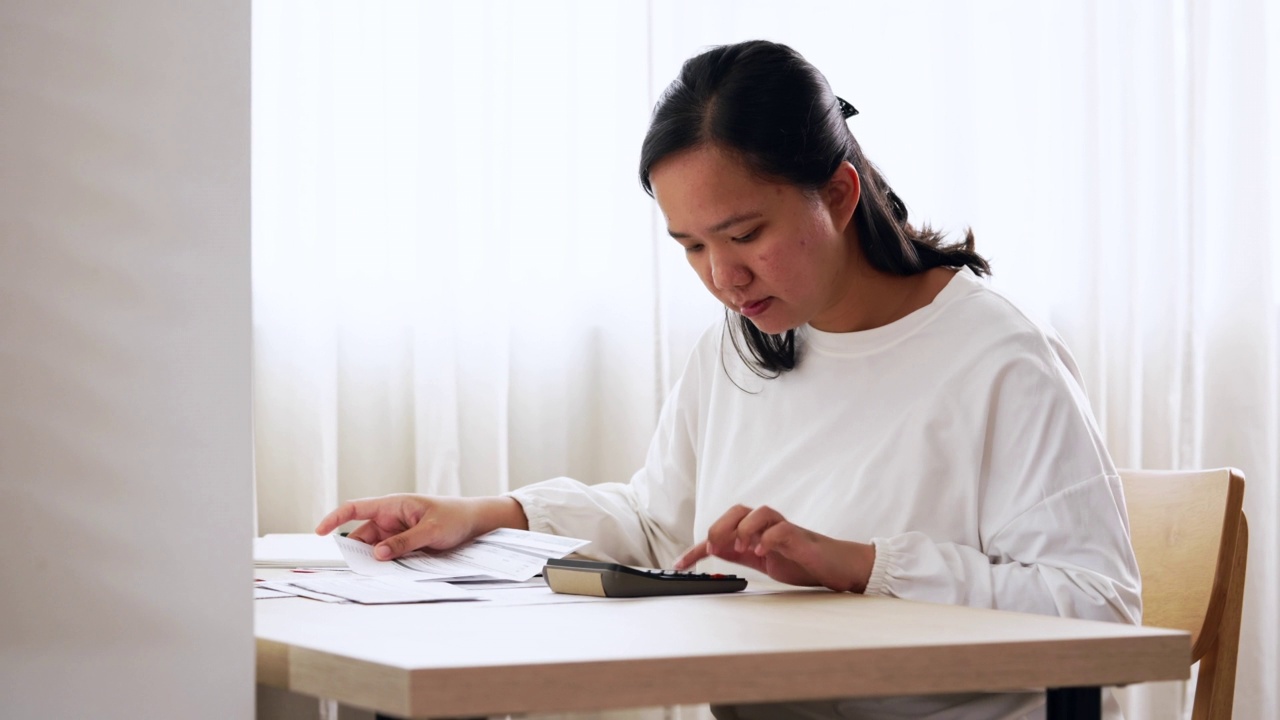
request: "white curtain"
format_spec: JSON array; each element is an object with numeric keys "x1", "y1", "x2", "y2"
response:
[
  {"x1": 253, "y1": 0, "x2": 721, "y2": 537},
  {"x1": 252, "y1": 2, "x2": 1279, "y2": 719}
]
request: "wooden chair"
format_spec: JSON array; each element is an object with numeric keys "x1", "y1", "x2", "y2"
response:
[{"x1": 1119, "y1": 468, "x2": 1248, "y2": 720}]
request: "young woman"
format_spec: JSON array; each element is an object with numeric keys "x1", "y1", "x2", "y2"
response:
[{"x1": 317, "y1": 40, "x2": 1141, "y2": 720}]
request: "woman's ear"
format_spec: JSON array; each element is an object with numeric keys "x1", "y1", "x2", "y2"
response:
[{"x1": 824, "y1": 161, "x2": 860, "y2": 231}]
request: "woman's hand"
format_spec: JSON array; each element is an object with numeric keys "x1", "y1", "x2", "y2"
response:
[
  {"x1": 673, "y1": 504, "x2": 876, "y2": 593},
  {"x1": 314, "y1": 494, "x2": 528, "y2": 560}
]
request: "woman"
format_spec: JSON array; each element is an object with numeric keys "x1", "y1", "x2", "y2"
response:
[{"x1": 317, "y1": 40, "x2": 1141, "y2": 720}]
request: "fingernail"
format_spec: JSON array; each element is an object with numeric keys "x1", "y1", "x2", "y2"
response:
[
  {"x1": 375, "y1": 545, "x2": 391, "y2": 560},
  {"x1": 734, "y1": 539, "x2": 743, "y2": 553}
]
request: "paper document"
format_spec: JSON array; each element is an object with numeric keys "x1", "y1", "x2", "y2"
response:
[
  {"x1": 254, "y1": 533, "x2": 347, "y2": 568},
  {"x1": 451, "y1": 579, "x2": 619, "y2": 606},
  {"x1": 479, "y1": 528, "x2": 589, "y2": 554},
  {"x1": 336, "y1": 528, "x2": 590, "y2": 582},
  {"x1": 285, "y1": 575, "x2": 477, "y2": 605},
  {"x1": 256, "y1": 579, "x2": 351, "y2": 603}
]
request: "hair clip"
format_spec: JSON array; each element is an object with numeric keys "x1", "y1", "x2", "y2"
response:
[{"x1": 836, "y1": 96, "x2": 859, "y2": 119}]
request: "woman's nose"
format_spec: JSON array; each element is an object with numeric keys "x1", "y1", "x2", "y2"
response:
[{"x1": 709, "y1": 248, "x2": 751, "y2": 290}]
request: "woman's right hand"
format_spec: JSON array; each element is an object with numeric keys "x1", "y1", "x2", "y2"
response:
[{"x1": 314, "y1": 494, "x2": 526, "y2": 560}]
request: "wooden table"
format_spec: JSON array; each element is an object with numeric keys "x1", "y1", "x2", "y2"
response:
[{"x1": 256, "y1": 586, "x2": 1188, "y2": 719}]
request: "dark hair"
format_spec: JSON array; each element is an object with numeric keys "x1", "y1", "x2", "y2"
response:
[{"x1": 639, "y1": 40, "x2": 990, "y2": 377}]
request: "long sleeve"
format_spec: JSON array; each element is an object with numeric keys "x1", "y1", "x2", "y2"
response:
[
  {"x1": 865, "y1": 474, "x2": 1142, "y2": 623},
  {"x1": 863, "y1": 333, "x2": 1143, "y2": 625},
  {"x1": 504, "y1": 345, "x2": 705, "y2": 568}
]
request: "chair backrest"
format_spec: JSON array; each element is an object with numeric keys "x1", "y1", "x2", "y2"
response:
[{"x1": 1119, "y1": 468, "x2": 1248, "y2": 720}]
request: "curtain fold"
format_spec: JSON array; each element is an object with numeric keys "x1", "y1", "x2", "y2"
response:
[{"x1": 252, "y1": 2, "x2": 1278, "y2": 718}]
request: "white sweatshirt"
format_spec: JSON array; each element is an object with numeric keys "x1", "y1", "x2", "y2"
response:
[{"x1": 507, "y1": 268, "x2": 1142, "y2": 720}]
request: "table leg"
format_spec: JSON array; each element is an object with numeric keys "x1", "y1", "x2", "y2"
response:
[{"x1": 1046, "y1": 686, "x2": 1101, "y2": 720}]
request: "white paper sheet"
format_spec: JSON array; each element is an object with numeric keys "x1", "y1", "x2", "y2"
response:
[
  {"x1": 257, "y1": 579, "x2": 350, "y2": 603},
  {"x1": 285, "y1": 575, "x2": 478, "y2": 605},
  {"x1": 335, "y1": 529, "x2": 589, "y2": 582},
  {"x1": 458, "y1": 584, "x2": 618, "y2": 606},
  {"x1": 474, "y1": 528, "x2": 590, "y2": 554},
  {"x1": 253, "y1": 533, "x2": 347, "y2": 568}
]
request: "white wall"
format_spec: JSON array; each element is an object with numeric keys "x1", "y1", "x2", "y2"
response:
[{"x1": 0, "y1": 2, "x2": 253, "y2": 718}]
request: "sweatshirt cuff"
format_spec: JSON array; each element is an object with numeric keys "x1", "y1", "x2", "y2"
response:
[
  {"x1": 503, "y1": 489, "x2": 553, "y2": 535},
  {"x1": 863, "y1": 537, "x2": 898, "y2": 597}
]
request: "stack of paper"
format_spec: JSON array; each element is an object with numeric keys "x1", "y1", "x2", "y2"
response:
[
  {"x1": 255, "y1": 528, "x2": 591, "y2": 604},
  {"x1": 336, "y1": 528, "x2": 590, "y2": 582}
]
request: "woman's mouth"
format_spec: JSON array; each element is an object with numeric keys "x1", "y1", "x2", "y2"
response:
[{"x1": 740, "y1": 298, "x2": 773, "y2": 318}]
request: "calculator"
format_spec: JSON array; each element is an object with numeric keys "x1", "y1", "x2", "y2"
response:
[{"x1": 543, "y1": 558, "x2": 748, "y2": 598}]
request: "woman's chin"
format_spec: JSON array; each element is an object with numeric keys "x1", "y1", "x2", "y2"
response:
[{"x1": 742, "y1": 315, "x2": 798, "y2": 336}]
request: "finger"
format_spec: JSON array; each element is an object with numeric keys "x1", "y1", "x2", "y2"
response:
[
  {"x1": 346, "y1": 520, "x2": 381, "y2": 545},
  {"x1": 673, "y1": 541, "x2": 711, "y2": 571},
  {"x1": 733, "y1": 505, "x2": 786, "y2": 553},
  {"x1": 315, "y1": 498, "x2": 384, "y2": 536},
  {"x1": 756, "y1": 522, "x2": 806, "y2": 560},
  {"x1": 374, "y1": 523, "x2": 438, "y2": 560},
  {"x1": 705, "y1": 505, "x2": 754, "y2": 555}
]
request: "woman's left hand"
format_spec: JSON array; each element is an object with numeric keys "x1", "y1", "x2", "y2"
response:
[{"x1": 673, "y1": 504, "x2": 877, "y2": 593}]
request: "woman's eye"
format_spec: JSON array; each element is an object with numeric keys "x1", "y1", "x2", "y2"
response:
[
  {"x1": 731, "y1": 229, "x2": 759, "y2": 243},
  {"x1": 685, "y1": 244, "x2": 704, "y2": 254}
]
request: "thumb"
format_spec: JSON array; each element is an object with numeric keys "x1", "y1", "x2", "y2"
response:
[{"x1": 375, "y1": 526, "x2": 432, "y2": 560}]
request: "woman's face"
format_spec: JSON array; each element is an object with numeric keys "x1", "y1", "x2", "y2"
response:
[{"x1": 649, "y1": 145, "x2": 860, "y2": 335}]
